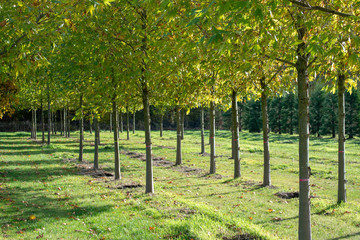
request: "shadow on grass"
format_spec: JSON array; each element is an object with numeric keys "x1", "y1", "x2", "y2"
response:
[{"x1": 328, "y1": 232, "x2": 360, "y2": 240}]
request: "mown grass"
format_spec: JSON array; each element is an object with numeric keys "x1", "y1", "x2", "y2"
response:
[{"x1": 1, "y1": 129, "x2": 360, "y2": 239}]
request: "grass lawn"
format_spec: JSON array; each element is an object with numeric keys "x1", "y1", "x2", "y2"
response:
[{"x1": 1, "y1": 129, "x2": 360, "y2": 239}]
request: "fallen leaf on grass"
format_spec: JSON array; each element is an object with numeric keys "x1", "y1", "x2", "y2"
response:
[
  {"x1": 272, "y1": 217, "x2": 283, "y2": 221},
  {"x1": 36, "y1": 234, "x2": 44, "y2": 239},
  {"x1": 149, "y1": 226, "x2": 155, "y2": 231},
  {"x1": 267, "y1": 209, "x2": 274, "y2": 213},
  {"x1": 29, "y1": 215, "x2": 36, "y2": 220},
  {"x1": 248, "y1": 217, "x2": 253, "y2": 220}
]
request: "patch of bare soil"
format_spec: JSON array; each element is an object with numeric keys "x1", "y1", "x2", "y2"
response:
[
  {"x1": 124, "y1": 151, "x2": 146, "y2": 161},
  {"x1": 199, "y1": 152, "x2": 226, "y2": 158},
  {"x1": 202, "y1": 173, "x2": 225, "y2": 179},
  {"x1": 275, "y1": 192, "x2": 299, "y2": 199},
  {"x1": 174, "y1": 165, "x2": 204, "y2": 175},
  {"x1": 63, "y1": 158, "x2": 114, "y2": 178},
  {"x1": 155, "y1": 145, "x2": 175, "y2": 149},
  {"x1": 113, "y1": 182, "x2": 143, "y2": 189},
  {"x1": 223, "y1": 233, "x2": 258, "y2": 240}
]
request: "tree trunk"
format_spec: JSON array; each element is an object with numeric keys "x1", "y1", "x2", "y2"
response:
[
  {"x1": 113, "y1": 100, "x2": 120, "y2": 180},
  {"x1": 261, "y1": 79, "x2": 270, "y2": 186},
  {"x1": 94, "y1": 117, "x2": 99, "y2": 170},
  {"x1": 160, "y1": 114, "x2": 163, "y2": 137},
  {"x1": 133, "y1": 110, "x2": 136, "y2": 134},
  {"x1": 41, "y1": 100, "x2": 45, "y2": 144},
  {"x1": 63, "y1": 107, "x2": 67, "y2": 137},
  {"x1": 67, "y1": 107, "x2": 70, "y2": 138},
  {"x1": 79, "y1": 95, "x2": 84, "y2": 162},
  {"x1": 297, "y1": 27, "x2": 312, "y2": 239},
  {"x1": 120, "y1": 111, "x2": 123, "y2": 133},
  {"x1": 232, "y1": 90, "x2": 240, "y2": 179},
  {"x1": 60, "y1": 109, "x2": 63, "y2": 136},
  {"x1": 117, "y1": 111, "x2": 119, "y2": 135},
  {"x1": 200, "y1": 107, "x2": 205, "y2": 154},
  {"x1": 176, "y1": 106, "x2": 182, "y2": 165},
  {"x1": 47, "y1": 81, "x2": 51, "y2": 145},
  {"x1": 34, "y1": 109, "x2": 37, "y2": 139},
  {"x1": 238, "y1": 101, "x2": 243, "y2": 132},
  {"x1": 210, "y1": 101, "x2": 216, "y2": 174},
  {"x1": 181, "y1": 109, "x2": 185, "y2": 140},
  {"x1": 126, "y1": 107, "x2": 130, "y2": 140},
  {"x1": 338, "y1": 73, "x2": 346, "y2": 203},
  {"x1": 143, "y1": 87, "x2": 153, "y2": 193},
  {"x1": 31, "y1": 109, "x2": 35, "y2": 139},
  {"x1": 54, "y1": 111, "x2": 57, "y2": 135},
  {"x1": 109, "y1": 112, "x2": 112, "y2": 133}
]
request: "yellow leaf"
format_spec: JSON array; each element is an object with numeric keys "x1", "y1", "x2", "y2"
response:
[{"x1": 29, "y1": 215, "x2": 36, "y2": 220}]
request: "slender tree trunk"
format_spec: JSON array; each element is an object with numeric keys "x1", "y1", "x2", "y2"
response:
[
  {"x1": 140, "y1": 9, "x2": 153, "y2": 194},
  {"x1": 181, "y1": 109, "x2": 185, "y2": 140},
  {"x1": 34, "y1": 109, "x2": 37, "y2": 139},
  {"x1": 31, "y1": 109, "x2": 34, "y2": 139},
  {"x1": 160, "y1": 114, "x2": 163, "y2": 137},
  {"x1": 67, "y1": 107, "x2": 70, "y2": 138},
  {"x1": 47, "y1": 84, "x2": 51, "y2": 145},
  {"x1": 54, "y1": 111, "x2": 57, "y2": 135},
  {"x1": 238, "y1": 101, "x2": 243, "y2": 132},
  {"x1": 41, "y1": 100, "x2": 45, "y2": 144},
  {"x1": 260, "y1": 80, "x2": 270, "y2": 186},
  {"x1": 60, "y1": 109, "x2": 63, "y2": 136},
  {"x1": 297, "y1": 27, "x2": 312, "y2": 239},
  {"x1": 120, "y1": 111, "x2": 123, "y2": 133},
  {"x1": 210, "y1": 101, "x2": 216, "y2": 174},
  {"x1": 176, "y1": 106, "x2": 182, "y2": 165},
  {"x1": 133, "y1": 110, "x2": 136, "y2": 134},
  {"x1": 338, "y1": 73, "x2": 346, "y2": 203},
  {"x1": 79, "y1": 95, "x2": 84, "y2": 162},
  {"x1": 94, "y1": 117, "x2": 99, "y2": 170},
  {"x1": 143, "y1": 87, "x2": 153, "y2": 193},
  {"x1": 113, "y1": 100, "x2": 120, "y2": 180},
  {"x1": 63, "y1": 107, "x2": 67, "y2": 137},
  {"x1": 232, "y1": 90, "x2": 241, "y2": 178},
  {"x1": 126, "y1": 107, "x2": 130, "y2": 140},
  {"x1": 110, "y1": 112, "x2": 112, "y2": 133},
  {"x1": 117, "y1": 111, "x2": 119, "y2": 135},
  {"x1": 200, "y1": 107, "x2": 205, "y2": 154}
]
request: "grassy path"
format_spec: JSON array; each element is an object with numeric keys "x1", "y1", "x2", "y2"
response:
[{"x1": 1, "y1": 131, "x2": 360, "y2": 239}]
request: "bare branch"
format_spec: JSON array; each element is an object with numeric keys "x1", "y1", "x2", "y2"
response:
[
  {"x1": 265, "y1": 54, "x2": 296, "y2": 67},
  {"x1": 289, "y1": 0, "x2": 354, "y2": 17}
]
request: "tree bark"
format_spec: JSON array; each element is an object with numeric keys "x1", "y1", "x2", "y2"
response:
[
  {"x1": 31, "y1": 109, "x2": 35, "y2": 139},
  {"x1": 297, "y1": 26, "x2": 312, "y2": 239},
  {"x1": 120, "y1": 111, "x2": 123, "y2": 133},
  {"x1": 109, "y1": 112, "x2": 112, "y2": 133},
  {"x1": 63, "y1": 107, "x2": 67, "y2": 137},
  {"x1": 67, "y1": 107, "x2": 70, "y2": 138},
  {"x1": 261, "y1": 79, "x2": 270, "y2": 186},
  {"x1": 54, "y1": 111, "x2": 57, "y2": 135},
  {"x1": 47, "y1": 81, "x2": 51, "y2": 145},
  {"x1": 133, "y1": 110, "x2": 136, "y2": 134},
  {"x1": 143, "y1": 87, "x2": 153, "y2": 193},
  {"x1": 181, "y1": 109, "x2": 185, "y2": 140},
  {"x1": 337, "y1": 73, "x2": 346, "y2": 203},
  {"x1": 113, "y1": 100, "x2": 121, "y2": 180},
  {"x1": 79, "y1": 95, "x2": 84, "y2": 162},
  {"x1": 232, "y1": 90, "x2": 241, "y2": 179},
  {"x1": 126, "y1": 107, "x2": 130, "y2": 140},
  {"x1": 94, "y1": 117, "x2": 99, "y2": 170},
  {"x1": 210, "y1": 101, "x2": 216, "y2": 174},
  {"x1": 41, "y1": 100, "x2": 45, "y2": 144},
  {"x1": 34, "y1": 109, "x2": 37, "y2": 139},
  {"x1": 176, "y1": 106, "x2": 182, "y2": 165},
  {"x1": 60, "y1": 109, "x2": 63, "y2": 136},
  {"x1": 238, "y1": 101, "x2": 243, "y2": 132},
  {"x1": 200, "y1": 107, "x2": 205, "y2": 154},
  {"x1": 160, "y1": 114, "x2": 163, "y2": 137}
]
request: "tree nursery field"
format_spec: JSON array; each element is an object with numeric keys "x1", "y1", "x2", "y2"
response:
[{"x1": 1, "y1": 130, "x2": 360, "y2": 240}]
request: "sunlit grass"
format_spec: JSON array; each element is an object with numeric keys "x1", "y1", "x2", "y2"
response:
[{"x1": 1, "y1": 130, "x2": 360, "y2": 239}]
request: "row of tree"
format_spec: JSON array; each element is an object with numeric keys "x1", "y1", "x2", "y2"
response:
[{"x1": 2, "y1": 1, "x2": 360, "y2": 239}]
